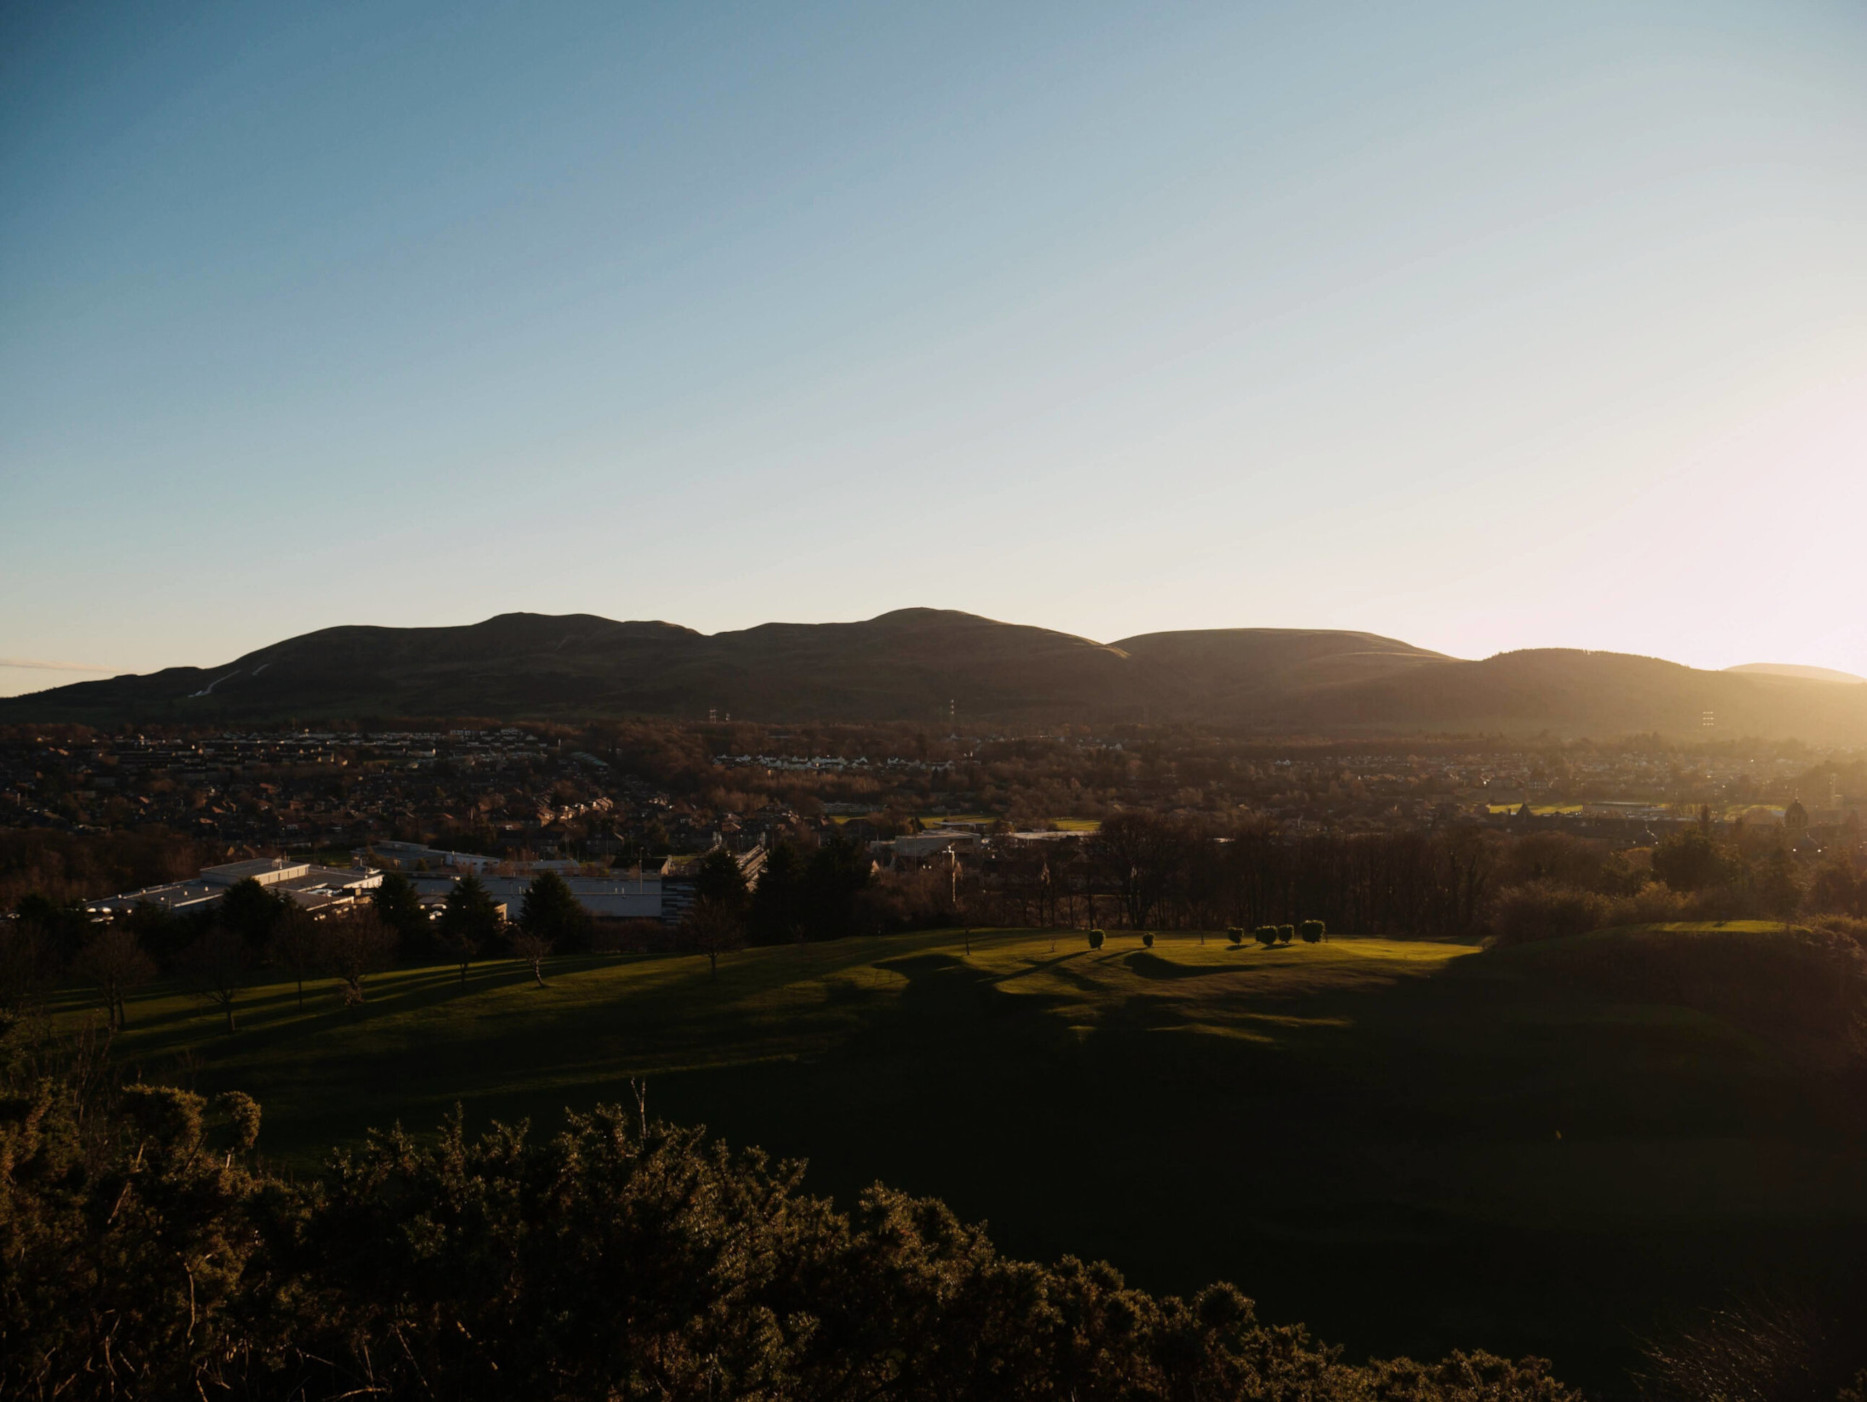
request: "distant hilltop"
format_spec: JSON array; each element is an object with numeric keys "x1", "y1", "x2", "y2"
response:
[
  {"x1": 7, "y1": 608, "x2": 1867, "y2": 743},
  {"x1": 1725, "y1": 662, "x2": 1867, "y2": 685}
]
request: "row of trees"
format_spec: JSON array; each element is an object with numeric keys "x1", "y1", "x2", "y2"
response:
[
  {"x1": 976, "y1": 813, "x2": 1867, "y2": 941},
  {"x1": 20, "y1": 817, "x2": 1860, "y2": 1019},
  {"x1": 1482, "y1": 818, "x2": 1867, "y2": 947},
  {"x1": 978, "y1": 815, "x2": 1492, "y2": 937},
  {"x1": 657, "y1": 839, "x2": 887, "y2": 974},
  {"x1": 0, "y1": 825, "x2": 209, "y2": 913},
  {"x1": 4, "y1": 865, "x2": 615, "y2": 1032}
]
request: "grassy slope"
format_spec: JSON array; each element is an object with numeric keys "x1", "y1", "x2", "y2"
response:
[{"x1": 64, "y1": 928, "x2": 1867, "y2": 1391}]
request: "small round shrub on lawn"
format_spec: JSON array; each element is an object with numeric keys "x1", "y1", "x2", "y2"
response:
[
  {"x1": 1141, "y1": 932, "x2": 1154, "y2": 948},
  {"x1": 1227, "y1": 927, "x2": 1244, "y2": 945},
  {"x1": 1254, "y1": 926, "x2": 1278, "y2": 948},
  {"x1": 1300, "y1": 919, "x2": 1326, "y2": 943},
  {"x1": 1277, "y1": 925, "x2": 1295, "y2": 944},
  {"x1": 1088, "y1": 928, "x2": 1105, "y2": 950}
]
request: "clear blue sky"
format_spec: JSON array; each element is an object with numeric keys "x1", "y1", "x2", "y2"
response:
[{"x1": 4, "y1": 0, "x2": 1865, "y2": 695}]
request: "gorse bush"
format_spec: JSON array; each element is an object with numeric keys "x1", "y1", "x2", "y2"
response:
[{"x1": 0, "y1": 1042, "x2": 1586, "y2": 1401}]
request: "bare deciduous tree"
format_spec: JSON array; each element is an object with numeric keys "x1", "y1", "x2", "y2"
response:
[
  {"x1": 184, "y1": 924, "x2": 253, "y2": 1034},
  {"x1": 74, "y1": 928, "x2": 154, "y2": 1030},
  {"x1": 509, "y1": 930, "x2": 553, "y2": 989},
  {"x1": 319, "y1": 908, "x2": 398, "y2": 1005},
  {"x1": 269, "y1": 906, "x2": 319, "y2": 1011},
  {"x1": 678, "y1": 897, "x2": 745, "y2": 981}
]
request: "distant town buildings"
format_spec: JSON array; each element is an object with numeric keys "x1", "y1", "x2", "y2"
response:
[{"x1": 7, "y1": 722, "x2": 1861, "y2": 921}]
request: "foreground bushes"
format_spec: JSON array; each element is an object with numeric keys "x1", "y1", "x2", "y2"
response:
[{"x1": 0, "y1": 1041, "x2": 1582, "y2": 1401}]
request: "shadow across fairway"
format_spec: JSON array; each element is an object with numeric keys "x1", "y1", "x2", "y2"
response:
[
  {"x1": 1121, "y1": 950, "x2": 1235, "y2": 981},
  {"x1": 123, "y1": 961, "x2": 557, "y2": 1068},
  {"x1": 89, "y1": 930, "x2": 1867, "y2": 1396},
  {"x1": 994, "y1": 950, "x2": 1087, "y2": 982},
  {"x1": 649, "y1": 935, "x2": 1867, "y2": 1394},
  {"x1": 872, "y1": 951, "x2": 1076, "y2": 1039}
]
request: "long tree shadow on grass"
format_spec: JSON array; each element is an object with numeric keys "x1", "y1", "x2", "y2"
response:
[
  {"x1": 644, "y1": 938, "x2": 1867, "y2": 1395},
  {"x1": 119, "y1": 960, "x2": 566, "y2": 1084},
  {"x1": 1120, "y1": 949, "x2": 1239, "y2": 980},
  {"x1": 175, "y1": 934, "x2": 1867, "y2": 1397}
]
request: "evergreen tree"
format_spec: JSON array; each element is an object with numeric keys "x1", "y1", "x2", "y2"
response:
[
  {"x1": 692, "y1": 847, "x2": 750, "y2": 913},
  {"x1": 1652, "y1": 828, "x2": 1731, "y2": 893},
  {"x1": 520, "y1": 871, "x2": 592, "y2": 951},
  {"x1": 219, "y1": 877, "x2": 288, "y2": 950},
  {"x1": 440, "y1": 874, "x2": 502, "y2": 983},
  {"x1": 371, "y1": 870, "x2": 431, "y2": 953},
  {"x1": 748, "y1": 842, "x2": 807, "y2": 944},
  {"x1": 803, "y1": 835, "x2": 872, "y2": 941}
]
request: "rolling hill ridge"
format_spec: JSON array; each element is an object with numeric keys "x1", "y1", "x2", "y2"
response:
[{"x1": 8, "y1": 608, "x2": 1867, "y2": 741}]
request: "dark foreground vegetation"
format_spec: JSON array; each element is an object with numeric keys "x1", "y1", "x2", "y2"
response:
[
  {"x1": 12, "y1": 919, "x2": 1867, "y2": 1398},
  {"x1": 0, "y1": 1031, "x2": 1586, "y2": 1401}
]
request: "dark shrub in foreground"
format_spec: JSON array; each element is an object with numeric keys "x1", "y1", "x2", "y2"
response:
[
  {"x1": 1142, "y1": 931, "x2": 1154, "y2": 948},
  {"x1": 1088, "y1": 928, "x2": 1106, "y2": 950},
  {"x1": 1277, "y1": 925, "x2": 1295, "y2": 945},
  {"x1": 1228, "y1": 927, "x2": 1244, "y2": 945},
  {"x1": 1254, "y1": 925, "x2": 1279, "y2": 948},
  {"x1": 0, "y1": 1048, "x2": 1586, "y2": 1401},
  {"x1": 1300, "y1": 920, "x2": 1325, "y2": 943}
]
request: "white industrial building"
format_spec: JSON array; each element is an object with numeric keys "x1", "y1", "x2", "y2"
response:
[
  {"x1": 404, "y1": 873, "x2": 664, "y2": 921},
  {"x1": 82, "y1": 845, "x2": 770, "y2": 928},
  {"x1": 365, "y1": 841, "x2": 584, "y2": 876},
  {"x1": 86, "y1": 858, "x2": 384, "y2": 919}
]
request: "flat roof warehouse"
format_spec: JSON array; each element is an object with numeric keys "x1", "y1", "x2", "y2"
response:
[{"x1": 85, "y1": 857, "x2": 383, "y2": 919}]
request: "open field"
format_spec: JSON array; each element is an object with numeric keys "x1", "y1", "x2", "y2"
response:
[{"x1": 58, "y1": 927, "x2": 1867, "y2": 1391}]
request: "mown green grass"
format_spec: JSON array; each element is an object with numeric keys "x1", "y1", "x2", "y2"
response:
[
  {"x1": 70, "y1": 932, "x2": 1460, "y2": 1171},
  {"x1": 61, "y1": 927, "x2": 1867, "y2": 1393}
]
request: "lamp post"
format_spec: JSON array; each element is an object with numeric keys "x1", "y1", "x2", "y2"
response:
[{"x1": 946, "y1": 844, "x2": 970, "y2": 956}]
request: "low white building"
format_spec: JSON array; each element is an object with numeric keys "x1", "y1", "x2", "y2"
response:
[
  {"x1": 365, "y1": 841, "x2": 582, "y2": 876},
  {"x1": 406, "y1": 873, "x2": 664, "y2": 922},
  {"x1": 87, "y1": 858, "x2": 383, "y2": 918}
]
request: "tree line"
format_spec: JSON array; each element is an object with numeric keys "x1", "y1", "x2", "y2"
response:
[
  {"x1": 976, "y1": 814, "x2": 1491, "y2": 936},
  {"x1": 4, "y1": 866, "x2": 620, "y2": 1030},
  {"x1": 11, "y1": 813, "x2": 1865, "y2": 1028},
  {"x1": 977, "y1": 811, "x2": 1867, "y2": 944}
]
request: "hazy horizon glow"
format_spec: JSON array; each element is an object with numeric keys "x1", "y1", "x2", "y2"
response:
[{"x1": 5, "y1": 1, "x2": 1866, "y2": 698}]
